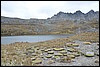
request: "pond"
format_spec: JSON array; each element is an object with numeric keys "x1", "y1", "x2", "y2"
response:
[{"x1": 1, "y1": 34, "x2": 73, "y2": 45}]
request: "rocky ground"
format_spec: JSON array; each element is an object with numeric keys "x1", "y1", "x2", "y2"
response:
[
  {"x1": 1, "y1": 32, "x2": 99, "y2": 66},
  {"x1": 1, "y1": 40, "x2": 99, "y2": 66}
]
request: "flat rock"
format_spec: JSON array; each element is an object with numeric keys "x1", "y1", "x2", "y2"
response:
[
  {"x1": 47, "y1": 60, "x2": 55, "y2": 64},
  {"x1": 83, "y1": 42, "x2": 91, "y2": 45},
  {"x1": 85, "y1": 52, "x2": 94, "y2": 57}
]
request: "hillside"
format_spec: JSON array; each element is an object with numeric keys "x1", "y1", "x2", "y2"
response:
[{"x1": 1, "y1": 10, "x2": 99, "y2": 36}]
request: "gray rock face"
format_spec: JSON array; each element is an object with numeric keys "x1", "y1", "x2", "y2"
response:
[
  {"x1": 49, "y1": 10, "x2": 99, "y2": 22},
  {"x1": 1, "y1": 10, "x2": 99, "y2": 24}
]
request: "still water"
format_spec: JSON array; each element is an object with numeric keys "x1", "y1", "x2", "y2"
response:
[{"x1": 1, "y1": 34, "x2": 73, "y2": 45}]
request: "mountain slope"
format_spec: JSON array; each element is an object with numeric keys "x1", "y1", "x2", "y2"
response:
[{"x1": 1, "y1": 10, "x2": 99, "y2": 36}]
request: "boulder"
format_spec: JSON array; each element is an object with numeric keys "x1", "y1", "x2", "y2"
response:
[{"x1": 85, "y1": 52, "x2": 94, "y2": 57}]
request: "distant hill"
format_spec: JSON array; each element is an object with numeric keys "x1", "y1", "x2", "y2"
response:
[
  {"x1": 1, "y1": 10, "x2": 99, "y2": 36},
  {"x1": 1, "y1": 10, "x2": 99, "y2": 24}
]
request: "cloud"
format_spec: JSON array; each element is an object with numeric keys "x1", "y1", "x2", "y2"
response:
[{"x1": 1, "y1": 1, "x2": 99, "y2": 19}]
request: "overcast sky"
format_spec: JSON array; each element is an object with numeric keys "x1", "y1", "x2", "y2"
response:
[{"x1": 1, "y1": 1, "x2": 99, "y2": 19}]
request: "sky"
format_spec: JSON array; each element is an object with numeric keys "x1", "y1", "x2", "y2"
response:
[{"x1": 1, "y1": 1, "x2": 99, "y2": 19}]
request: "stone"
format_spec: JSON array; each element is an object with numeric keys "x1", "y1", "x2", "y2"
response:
[
  {"x1": 28, "y1": 50, "x2": 34, "y2": 53},
  {"x1": 63, "y1": 54, "x2": 68, "y2": 56},
  {"x1": 59, "y1": 50, "x2": 67, "y2": 54},
  {"x1": 48, "y1": 51, "x2": 54, "y2": 54},
  {"x1": 67, "y1": 48, "x2": 76, "y2": 52},
  {"x1": 47, "y1": 60, "x2": 55, "y2": 64},
  {"x1": 54, "y1": 53, "x2": 63, "y2": 56},
  {"x1": 45, "y1": 54, "x2": 52, "y2": 58},
  {"x1": 60, "y1": 56, "x2": 71, "y2": 63},
  {"x1": 44, "y1": 49, "x2": 48, "y2": 52},
  {"x1": 32, "y1": 58, "x2": 42, "y2": 64},
  {"x1": 83, "y1": 42, "x2": 91, "y2": 45},
  {"x1": 97, "y1": 52, "x2": 99, "y2": 56},
  {"x1": 41, "y1": 49, "x2": 44, "y2": 51},
  {"x1": 31, "y1": 57, "x2": 36, "y2": 61},
  {"x1": 67, "y1": 54, "x2": 75, "y2": 58},
  {"x1": 31, "y1": 53, "x2": 37, "y2": 56},
  {"x1": 85, "y1": 52, "x2": 94, "y2": 57},
  {"x1": 53, "y1": 48, "x2": 65, "y2": 51},
  {"x1": 72, "y1": 52, "x2": 80, "y2": 57},
  {"x1": 36, "y1": 47, "x2": 39, "y2": 50},
  {"x1": 95, "y1": 59, "x2": 99, "y2": 63},
  {"x1": 53, "y1": 56, "x2": 60, "y2": 60},
  {"x1": 66, "y1": 43, "x2": 73, "y2": 47},
  {"x1": 47, "y1": 49, "x2": 52, "y2": 51},
  {"x1": 72, "y1": 44, "x2": 79, "y2": 47}
]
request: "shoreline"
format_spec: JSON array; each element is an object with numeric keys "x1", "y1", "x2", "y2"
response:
[{"x1": 1, "y1": 32, "x2": 99, "y2": 66}]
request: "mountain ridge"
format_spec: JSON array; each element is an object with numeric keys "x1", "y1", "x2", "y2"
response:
[
  {"x1": 1, "y1": 10, "x2": 99, "y2": 36},
  {"x1": 48, "y1": 10, "x2": 99, "y2": 21},
  {"x1": 1, "y1": 10, "x2": 99, "y2": 24}
]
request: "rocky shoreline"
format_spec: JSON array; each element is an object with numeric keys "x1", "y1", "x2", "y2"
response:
[{"x1": 1, "y1": 32, "x2": 99, "y2": 66}]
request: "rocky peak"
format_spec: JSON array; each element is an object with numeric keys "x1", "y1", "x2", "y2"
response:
[
  {"x1": 49, "y1": 10, "x2": 99, "y2": 22},
  {"x1": 87, "y1": 10, "x2": 95, "y2": 14},
  {"x1": 74, "y1": 10, "x2": 83, "y2": 14},
  {"x1": 57, "y1": 11, "x2": 65, "y2": 15}
]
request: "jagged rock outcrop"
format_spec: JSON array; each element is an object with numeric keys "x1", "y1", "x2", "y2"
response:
[
  {"x1": 1, "y1": 10, "x2": 99, "y2": 24},
  {"x1": 48, "y1": 10, "x2": 99, "y2": 23}
]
